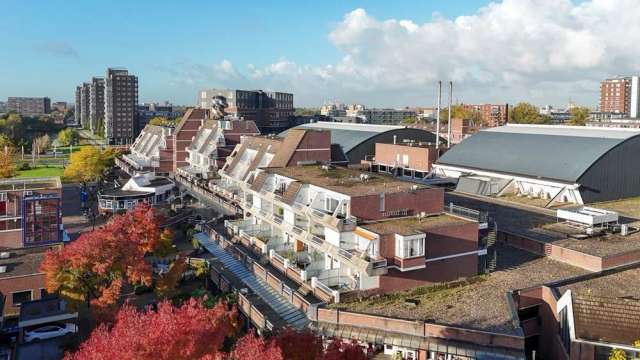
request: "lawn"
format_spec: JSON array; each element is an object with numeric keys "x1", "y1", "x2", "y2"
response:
[{"x1": 15, "y1": 166, "x2": 65, "y2": 179}]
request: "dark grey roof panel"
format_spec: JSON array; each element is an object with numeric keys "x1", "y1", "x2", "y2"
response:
[{"x1": 438, "y1": 131, "x2": 623, "y2": 183}]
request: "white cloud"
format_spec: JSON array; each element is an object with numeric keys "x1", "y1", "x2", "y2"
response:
[{"x1": 168, "y1": 0, "x2": 640, "y2": 107}]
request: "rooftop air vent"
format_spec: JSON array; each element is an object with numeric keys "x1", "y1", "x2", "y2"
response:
[
  {"x1": 0, "y1": 252, "x2": 9, "y2": 259},
  {"x1": 0, "y1": 266, "x2": 7, "y2": 273}
]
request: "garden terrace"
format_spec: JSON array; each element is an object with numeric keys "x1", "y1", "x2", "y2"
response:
[
  {"x1": 328, "y1": 244, "x2": 587, "y2": 335},
  {"x1": 267, "y1": 166, "x2": 429, "y2": 197}
]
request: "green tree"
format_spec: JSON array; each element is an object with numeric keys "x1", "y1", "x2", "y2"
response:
[
  {"x1": 58, "y1": 128, "x2": 79, "y2": 146},
  {"x1": 508, "y1": 102, "x2": 549, "y2": 124},
  {"x1": 569, "y1": 106, "x2": 590, "y2": 126},
  {"x1": 439, "y1": 104, "x2": 472, "y2": 125}
]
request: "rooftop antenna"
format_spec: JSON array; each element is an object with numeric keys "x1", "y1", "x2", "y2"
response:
[
  {"x1": 436, "y1": 81, "x2": 441, "y2": 149},
  {"x1": 447, "y1": 81, "x2": 452, "y2": 148}
]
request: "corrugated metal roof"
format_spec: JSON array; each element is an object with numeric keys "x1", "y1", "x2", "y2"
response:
[
  {"x1": 438, "y1": 124, "x2": 640, "y2": 183},
  {"x1": 280, "y1": 122, "x2": 404, "y2": 154}
]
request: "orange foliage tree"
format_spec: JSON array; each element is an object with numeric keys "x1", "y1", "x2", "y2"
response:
[
  {"x1": 66, "y1": 298, "x2": 239, "y2": 360},
  {"x1": 41, "y1": 204, "x2": 167, "y2": 313}
]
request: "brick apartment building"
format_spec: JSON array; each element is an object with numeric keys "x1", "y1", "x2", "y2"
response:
[
  {"x1": 461, "y1": 103, "x2": 509, "y2": 127},
  {"x1": 600, "y1": 76, "x2": 640, "y2": 117},
  {"x1": 198, "y1": 89, "x2": 294, "y2": 132},
  {"x1": 0, "y1": 177, "x2": 63, "y2": 315},
  {"x1": 74, "y1": 86, "x2": 82, "y2": 125},
  {"x1": 105, "y1": 68, "x2": 139, "y2": 144},
  {"x1": 6, "y1": 97, "x2": 51, "y2": 116},
  {"x1": 450, "y1": 117, "x2": 479, "y2": 144}
]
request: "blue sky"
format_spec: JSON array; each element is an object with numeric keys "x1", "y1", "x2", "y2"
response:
[{"x1": 0, "y1": 0, "x2": 635, "y2": 108}]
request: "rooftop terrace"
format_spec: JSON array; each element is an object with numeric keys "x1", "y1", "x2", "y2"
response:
[
  {"x1": 328, "y1": 244, "x2": 587, "y2": 335},
  {"x1": 268, "y1": 166, "x2": 429, "y2": 197},
  {"x1": 361, "y1": 214, "x2": 474, "y2": 236}
]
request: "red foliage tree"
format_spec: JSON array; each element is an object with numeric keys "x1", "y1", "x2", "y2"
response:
[
  {"x1": 230, "y1": 330, "x2": 283, "y2": 360},
  {"x1": 66, "y1": 298, "x2": 240, "y2": 360},
  {"x1": 41, "y1": 203, "x2": 165, "y2": 313},
  {"x1": 273, "y1": 327, "x2": 324, "y2": 360},
  {"x1": 324, "y1": 338, "x2": 367, "y2": 360}
]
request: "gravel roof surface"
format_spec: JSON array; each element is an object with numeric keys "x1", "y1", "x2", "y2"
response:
[{"x1": 329, "y1": 244, "x2": 587, "y2": 335}]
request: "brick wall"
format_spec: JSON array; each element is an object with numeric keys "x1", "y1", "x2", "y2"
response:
[
  {"x1": 0, "y1": 273, "x2": 45, "y2": 316},
  {"x1": 350, "y1": 187, "x2": 444, "y2": 221},
  {"x1": 373, "y1": 143, "x2": 437, "y2": 172}
]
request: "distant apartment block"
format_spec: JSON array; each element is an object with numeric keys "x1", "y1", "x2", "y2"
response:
[
  {"x1": 600, "y1": 76, "x2": 640, "y2": 117},
  {"x1": 74, "y1": 86, "x2": 82, "y2": 125},
  {"x1": 105, "y1": 68, "x2": 138, "y2": 144},
  {"x1": 320, "y1": 102, "x2": 347, "y2": 117},
  {"x1": 346, "y1": 107, "x2": 416, "y2": 125},
  {"x1": 80, "y1": 83, "x2": 90, "y2": 129},
  {"x1": 0, "y1": 101, "x2": 6, "y2": 113},
  {"x1": 6, "y1": 97, "x2": 51, "y2": 116},
  {"x1": 461, "y1": 103, "x2": 509, "y2": 127},
  {"x1": 198, "y1": 89, "x2": 294, "y2": 131},
  {"x1": 137, "y1": 102, "x2": 183, "y2": 129},
  {"x1": 51, "y1": 102, "x2": 67, "y2": 113},
  {"x1": 89, "y1": 77, "x2": 105, "y2": 133}
]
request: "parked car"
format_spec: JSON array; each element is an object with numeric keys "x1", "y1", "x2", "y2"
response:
[{"x1": 24, "y1": 323, "x2": 77, "y2": 342}]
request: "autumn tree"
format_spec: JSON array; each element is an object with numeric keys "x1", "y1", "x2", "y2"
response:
[
  {"x1": 439, "y1": 104, "x2": 471, "y2": 125},
  {"x1": 569, "y1": 106, "x2": 591, "y2": 126},
  {"x1": 41, "y1": 204, "x2": 166, "y2": 312},
  {"x1": 33, "y1": 134, "x2": 51, "y2": 154},
  {"x1": 148, "y1": 116, "x2": 175, "y2": 126},
  {"x1": 63, "y1": 146, "x2": 110, "y2": 182},
  {"x1": 0, "y1": 135, "x2": 16, "y2": 178},
  {"x1": 66, "y1": 298, "x2": 240, "y2": 360},
  {"x1": 58, "y1": 128, "x2": 79, "y2": 146},
  {"x1": 231, "y1": 328, "x2": 366, "y2": 360},
  {"x1": 155, "y1": 257, "x2": 187, "y2": 299},
  {"x1": 509, "y1": 102, "x2": 549, "y2": 124},
  {"x1": 231, "y1": 331, "x2": 284, "y2": 360}
]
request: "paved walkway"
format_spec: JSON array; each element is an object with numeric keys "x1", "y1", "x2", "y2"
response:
[{"x1": 194, "y1": 232, "x2": 310, "y2": 329}]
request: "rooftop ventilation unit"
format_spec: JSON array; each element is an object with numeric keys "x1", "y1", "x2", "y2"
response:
[
  {"x1": 0, "y1": 252, "x2": 9, "y2": 259},
  {"x1": 0, "y1": 266, "x2": 6, "y2": 273},
  {"x1": 557, "y1": 206, "x2": 619, "y2": 226}
]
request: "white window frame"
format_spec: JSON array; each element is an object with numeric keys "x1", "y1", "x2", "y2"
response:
[{"x1": 395, "y1": 234, "x2": 425, "y2": 259}]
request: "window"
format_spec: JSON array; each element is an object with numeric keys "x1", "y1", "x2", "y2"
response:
[
  {"x1": 12, "y1": 290, "x2": 32, "y2": 306},
  {"x1": 559, "y1": 307, "x2": 571, "y2": 354},
  {"x1": 40, "y1": 288, "x2": 48, "y2": 298},
  {"x1": 395, "y1": 235, "x2": 425, "y2": 258},
  {"x1": 379, "y1": 193, "x2": 385, "y2": 212},
  {"x1": 325, "y1": 197, "x2": 339, "y2": 213}
]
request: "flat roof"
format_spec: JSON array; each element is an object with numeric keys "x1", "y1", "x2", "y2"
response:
[
  {"x1": 0, "y1": 247, "x2": 54, "y2": 279},
  {"x1": 268, "y1": 166, "x2": 429, "y2": 197},
  {"x1": 361, "y1": 214, "x2": 473, "y2": 236},
  {"x1": 329, "y1": 244, "x2": 587, "y2": 335},
  {"x1": 556, "y1": 266, "x2": 640, "y2": 298},
  {"x1": 0, "y1": 177, "x2": 61, "y2": 191}
]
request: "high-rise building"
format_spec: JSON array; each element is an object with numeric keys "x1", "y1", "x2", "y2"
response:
[
  {"x1": 6, "y1": 97, "x2": 51, "y2": 116},
  {"x1": 89, "y1": 77, "x2": 105, "y2": 133},
  {"x1": 74, "y1": 86, "x2": 82, "y2": 125},
  {"x1": 105, "y1": 68, "x2": 138, "y2": 144},
  {"x1": 80, "y1": 83, "x2": 90, "y2": 129},
  {"x1": 197, "y1": 89, "x2": 294, "y2": 131},
  {"x1": 599, "y1": 76, "x2": 640, "y2": 117}
]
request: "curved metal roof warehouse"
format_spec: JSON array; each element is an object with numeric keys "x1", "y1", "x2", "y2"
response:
[
  {"x1": 436, "y1": 124, "x2": 640, "y2": 203},
  {"x1": 280, "y1": 122, "x2": 439, "y2": 164}
]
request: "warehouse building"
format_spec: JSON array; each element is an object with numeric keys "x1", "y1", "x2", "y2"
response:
[{"x1": 433, "y1": 124, "x2": 640, "y2": 204}]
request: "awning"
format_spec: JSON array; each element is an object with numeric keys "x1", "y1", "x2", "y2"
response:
[{"x1": 354, "y1": 227, "x2": 378, "y2": 241}]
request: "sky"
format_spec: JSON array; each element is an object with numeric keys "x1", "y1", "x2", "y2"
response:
[{"x1": 1, "y1": 0, "x2": 640, "y2": 108}]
